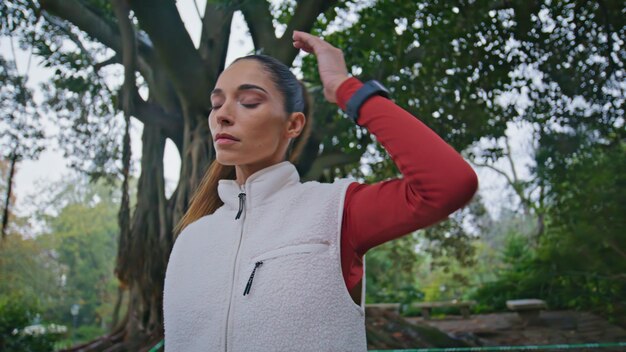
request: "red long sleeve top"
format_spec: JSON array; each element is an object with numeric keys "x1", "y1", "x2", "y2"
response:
[{"x1": 337, "y1": 78, "x2": 479, "y2": 294}]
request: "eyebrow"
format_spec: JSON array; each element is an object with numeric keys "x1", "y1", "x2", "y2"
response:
[{"x1": 211, "y1": 84, "x2": 269, "y2": 96}]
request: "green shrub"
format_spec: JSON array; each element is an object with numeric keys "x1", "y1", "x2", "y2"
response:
[{"x1": 0, "y1": 295, "x2": 66, "y2": 352}]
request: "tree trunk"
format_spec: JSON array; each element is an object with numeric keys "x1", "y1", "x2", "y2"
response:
[
  {"x1": 172, "y1": 107, "x2": 214, "y2": 230},
  {"x1": 1, "y1": 151, "x2": 17, "y2": 239},
  {"x1": 110, "y1": 285, "x2": 125, "y2": 331},
  {"x1": 122, "y1": 123, "x2": 171, "y2": 346},
  {"x1": 62, "y1": 124, "x2": 170, "y2": 351}
]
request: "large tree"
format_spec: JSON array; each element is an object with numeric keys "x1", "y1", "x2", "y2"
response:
[{"x1": 3, "y1": 0, "x2": 622, "y2": 349}]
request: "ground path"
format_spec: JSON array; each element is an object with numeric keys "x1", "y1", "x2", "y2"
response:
[{"x1": 404, "y1": 310, "x2": 626, "y2": 351}]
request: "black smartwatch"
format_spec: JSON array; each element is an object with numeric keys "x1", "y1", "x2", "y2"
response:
[{"x1": 345, "y1": 80, "x2": 390, "y2": 123}]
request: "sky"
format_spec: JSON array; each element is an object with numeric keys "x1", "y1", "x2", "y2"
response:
[{"x1": 3, "y1": 0, "x2": 533, "y2": 221}]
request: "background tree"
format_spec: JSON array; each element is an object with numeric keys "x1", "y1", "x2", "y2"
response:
[
  {"x1": 35, "y1": 176, "x2": 122, "y2": 332},
  {"x1": 0, "y1": 174, "x2": 126, "y2": 349},
  {"x1": 0, "y1": 55, "x2": 45, "y2": 238},
  {"x1": 0, "y1": 225, "x2": 61, "y2": 311}
]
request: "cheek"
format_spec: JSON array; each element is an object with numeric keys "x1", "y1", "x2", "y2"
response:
[
  {"x1": 250, "y1": 123, "x2": 281, "y2": 147},
  {"x1": 246, "y1": 117, "x2": 284, "y2": 148},
  {"x1": 208, "y1": 112, "x2": 217, "y2": 130}
]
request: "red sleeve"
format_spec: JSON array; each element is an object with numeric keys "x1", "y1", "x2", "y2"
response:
[{"x1": 337, "y1": 77, "x2": 479, "y2": 292}]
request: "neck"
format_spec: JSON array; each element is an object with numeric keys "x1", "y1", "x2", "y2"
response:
[{"x1": 234, "y1": 158, "x2": 287, "y2": 186}]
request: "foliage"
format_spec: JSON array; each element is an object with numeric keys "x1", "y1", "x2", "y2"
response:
[
  {"x1": 1, "y1": 175, "x2": 124, "y2": 345},
  {"x1": 539, "y1": 141, "x2": 626, "y2": 315},
  {"x1": 302, "y1": 0, "x2": 519, "y2": 180},
  {"x1": 364, "y1": 193, "x2": 493, "y2": 307},
  {"x1": 0, "y1": 56, "x2": 45, "y2": 162},
  {"x1": 0, "y1": 233, "x2": 62, "y2": 313},
  {"x1": 34, "y1": 176, "x2": 121, "y2": 328},
  {"x1": 2, "y1": 0, "x2": 123, "y2": 181},
  {"x1": 365, "y1": 233, "x2": 425, "y2": 306},
  {"x1": 471, "y1": 232, "x2": 543, "y2": 312},
  {"x1": 403, "y1": 205, "x2": 527, "y2": 311},
  {"x1": 55, "y1": 325, "x2": 106, "y2": 350},
  {"x1": 472, "y1": 144, "x2": 626, "y2": 319},
  {"x1": 0, "y1": 294, "x2": 65, "y2": 352}
]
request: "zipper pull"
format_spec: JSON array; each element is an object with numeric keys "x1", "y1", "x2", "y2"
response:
[
  {"x1": 243, "y1": 261, "x2": 263, "y2": 296},
  {"x1": 235, "y1": 192, "x2": 246, "y2": 220}
]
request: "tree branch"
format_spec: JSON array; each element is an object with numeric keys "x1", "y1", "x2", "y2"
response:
[
  {"x1": 199, "y1": 2, "x2": 234, "y2": 82},
  {"x1": 43, "y1": 13, "x2": 117, "y2": 97},
  {"x1": 240, "y1": 0, "x2": 337, "y2": 65},
  {"x1": 40, "y1": 0, "x2": 121, "y2": 49},
  {"x1": 112, "y1": 0, "x2": 134, "y2": 290},
  {"x1": 192, "y1": 0, "x2": 203, "y2": 22},
  {"x1": 112, "y1": 0, "x2": 137, "y2": 115},
  {"x1": 275, "y1": 0, "x2": 337, "y2": 63},
  {"x1": 39, "y1": 0, "x2": 154, "y2": 75},
  {"x1": 470, "y1": 158, "x2": 539, "y2": 217},
  {"x1": 93, "y1": 54, "x2": 121, "y2": 72},
  {"x1": 1, "y1": 153, "x2": 18, "y2": 239},
  {"x1": 239, "y1": 0, "x2": 275, "y2": 53},
  {"x1": 130, "y1": 0, "x2": 210, "y2": 111},
  {"x1": 132, "y1": 95, "x2": 184, "y2": 151},
  {"x1": 470, "y1": 160, "x2": 515, "y2": 186},
  {"x1": 39, "y1": 0, "x2": 153, "y2": 83},
  {"x1": 503, "y1": 135, "x2": 520, "y2": 185}
]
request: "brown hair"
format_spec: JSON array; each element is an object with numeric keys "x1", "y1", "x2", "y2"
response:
[{"x1": 173, "y1": 55, "x2": 313, "y2": 236}]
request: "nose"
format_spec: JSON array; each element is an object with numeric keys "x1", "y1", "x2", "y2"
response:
[
  {"x1": 216, "y1": 114, "x2": 233, "y2": 126},
  {"x1": 210, "y1": 100, "x2": 235, "y2": 127}
]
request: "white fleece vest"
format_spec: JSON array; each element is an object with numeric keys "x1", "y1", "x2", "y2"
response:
[{"x1": 164, "y1": 161, "x2": 367, "y2": 351}]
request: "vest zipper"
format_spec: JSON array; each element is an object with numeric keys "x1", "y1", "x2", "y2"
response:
[
  {"x1": 235, "y1": 193, "x2": 246, "y2": 219},
  {"x1": 225, "y1": 187, "x2": 246, "y2": 351},
  {"x1": 243, "y1": 261, "x2": 263, "y2": 296}
]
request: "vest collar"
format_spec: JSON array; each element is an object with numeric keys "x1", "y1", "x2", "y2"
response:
[{"x1": 218, "y1": 161, "x2": 300, "y2": 210}]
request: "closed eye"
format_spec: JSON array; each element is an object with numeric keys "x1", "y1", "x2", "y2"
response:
[{"x1": 210, "y1": 101, "x2": 261, "y2": 110}]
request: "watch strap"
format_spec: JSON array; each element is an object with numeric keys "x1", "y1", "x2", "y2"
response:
[{"x1": 345, "y1": 80, "x2": 390, "y2": 123}]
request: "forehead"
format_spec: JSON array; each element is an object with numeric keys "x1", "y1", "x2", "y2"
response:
[{"x1": 214, "y1": 59, "x2": 274, "y2": 93}]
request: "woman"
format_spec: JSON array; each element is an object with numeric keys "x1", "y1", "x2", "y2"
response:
[{"x1": 164, "y1": 31, "x2": 478, "y2": 351}]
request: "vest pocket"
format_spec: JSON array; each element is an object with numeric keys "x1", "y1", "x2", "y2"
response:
[
  {"x1": 243, "y1": 243, "x2": 330, "y2": 296},
  {"x1": 250, "y1": 243, "x2": 329, "y2": 263}
]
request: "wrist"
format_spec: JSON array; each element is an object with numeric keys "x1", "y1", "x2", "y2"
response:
[
  {"x1": 335, "y1": 77, "x2": 364, "y2": 110},
  {"x1": 330, "y1": 75, "x2": 351, "y2": 99},
  {"x1": 345, "y1": 80, "x2": 390, "y2": 123}
]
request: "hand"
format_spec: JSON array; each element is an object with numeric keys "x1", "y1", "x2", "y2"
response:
[{"x1": 292, "y1": 30, "x2": 350, "y2": 104}]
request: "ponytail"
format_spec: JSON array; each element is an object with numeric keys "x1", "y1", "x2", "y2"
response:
[{"x1": 173, "y1": 161, "x2": 235, "y2": 236}]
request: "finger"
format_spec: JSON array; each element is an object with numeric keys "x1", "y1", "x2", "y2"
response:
[
  {"x1": 293, "y1": 40, "x2": 314, "y2": 54},
  {"x1": 292, "y1": 30, "x2": 327, "y2": 54}
]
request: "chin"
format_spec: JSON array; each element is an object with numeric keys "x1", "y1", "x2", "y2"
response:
[
  {"x1": 214, "y1": 151, "x2": 245, "y2": 166},
  {"x1": 215, "y1": 157, "x2": 237, "y2": 166}
]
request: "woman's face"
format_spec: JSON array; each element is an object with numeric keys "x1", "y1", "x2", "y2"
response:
[{"x1": 209, "y1": 59, "x2": 298, "y2": 169}]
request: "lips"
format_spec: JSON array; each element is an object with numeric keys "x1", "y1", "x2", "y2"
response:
[{"x1": 215, "y1": 133, "x2": 240, "y2": 142}]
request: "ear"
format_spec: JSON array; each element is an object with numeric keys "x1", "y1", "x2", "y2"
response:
[{"x1": 285, "y1": 112, "x2": 306, "y2": 139}]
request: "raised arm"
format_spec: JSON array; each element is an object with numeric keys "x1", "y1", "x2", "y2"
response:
[
  {"x1": 293, "y1": 31, "x2": 479, "y2": 292},
  {"x1": 338, "y1": 77, "x2": 478, "y2": 254}
]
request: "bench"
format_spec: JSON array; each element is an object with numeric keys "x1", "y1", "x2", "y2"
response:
[
  {"x1": 411, "y1": 300, "x2": 476, "y2": 319},
  {"x1": 506, "y1": 299, "x2": 547, "y2": 326},
  {"x1": 365, "y1": 303, "x2": 401, "y2": 314}
]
